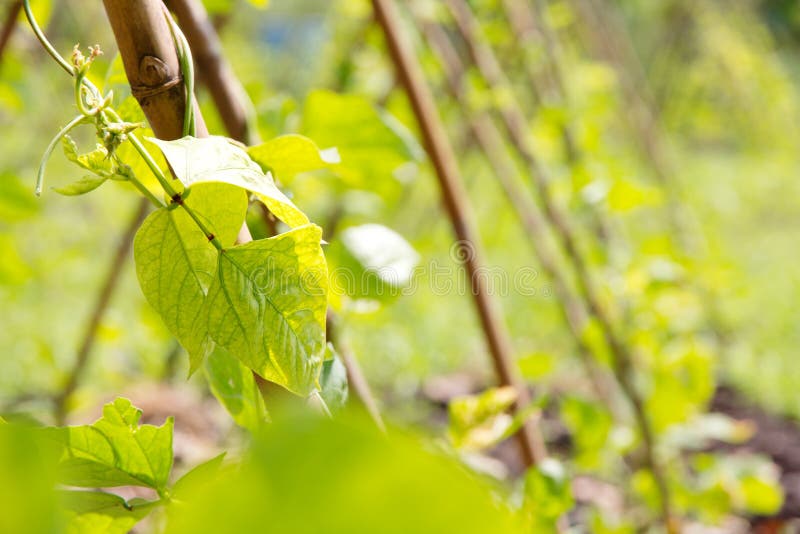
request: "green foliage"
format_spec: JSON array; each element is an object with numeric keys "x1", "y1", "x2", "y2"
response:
[
  {"x1": 301, "y1": 90, "x2": 422, "y2": 190},
  {"x1": 0, "y1": 425, "x2": 60, "y2": 534},
  {"x1": 148, "y1": 135, "x2": 308, "y2": 228},
  {"x1": 327, "y1": 223, "x2": 419, "y2": 304},
  {"x1": 204, "y1": 347, "x2": 269, "y2": 431},
  {"x1": 203, "y1": 224, "x2": 328, "y2": 396},
  {"x1": 48, "y1": 398, "x2": 174, "y2": 494},
  {"x1": 524, "y1": 459, "x2": 574, "y2": 531},
  {"x1": 247, "y1": 133, "x2": 340, "y2": 182},
  {"x1": 134, "y1": 182, "x2": 248, "y2": 373},
  {"x1": 448, "y1": 386, "x2": 518, "y2": 451},
  {"x1": 319, "y1": 344, "x2": 349, "y2": 411},
  {"x1": 59, "y1": 491, "x2": 156, "y2": 534},
  {"x1": 167, "y1": 410, "x2": 525, "y2": 533}
]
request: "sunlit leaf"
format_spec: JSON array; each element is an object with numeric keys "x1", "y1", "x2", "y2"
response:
[
  {"x1": 52, "y1": 175, "x2": 108, "y2": 196},
  {"x1": 204, "y1": 347, "x2": 269, "y2": 431},
  {"x1": 248, "y1": 134, "x2": 339, "y2": 183},
  {"x1": 148, "y1": 135, "x2": 309, "y2": 228},
  {"x1": 48, "y1": 398, "x2": 174, "y2": 493},
  {"x1": 59, "y1": 491, "x2": 156, "y2": 534},
  {"x1": 134, "y1": 183, "x2": 248, "y2": 373},
  {"x1": 203, "y1": 225, "x2": 328, "y2": 396},
  {"x1": 301, "y1": 90, "x2": 421, "y2": 191},
  {"x1": 319, "y1": 344, "x2": 348, "y2": 411}
]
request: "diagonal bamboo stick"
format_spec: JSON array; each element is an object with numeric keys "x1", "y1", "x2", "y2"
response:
[
  {"x1": 372, "y1": 0, "x2": 547, "y2": 467},
  {"x1": 442, "y1": 0, "x2": 674, "y2": 527},
  {"x1": 414, "y1": 13, "x2": 613, "y2": 407}
]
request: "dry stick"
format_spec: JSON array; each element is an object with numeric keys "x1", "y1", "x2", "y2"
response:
[
  {"x1": 372, "y1": 0, "x2": 547, "y2": 468},
  {"x1": 55, "y1": 199, "x2": 150, "y2": 423},
  {"x1": 443, "y1": 0, "x2": 674, "y2": 527},
  {"x1": 416, "y1": 16, "x2": 613, "y2": 406},
  {"x1": 0, "y1": 1, "x2": 22, "y2": 65},
  {"x1": 165, "y1": 0, "x2": 385, "y2": 431}
]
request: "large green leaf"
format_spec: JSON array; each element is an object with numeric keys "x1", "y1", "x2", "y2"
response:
[
  {"x1": 301, "y1": 90, "x2": 421, "y2": 190},
  {"x1": 328, "y1": 223, "x2": 419, "y2": 302},
  {"x1": 148, "y1": 135, "x2": 308, "y2": 228},
  {"x1": 204, "y1": 347, "x2": 269, "y2": 431},
  {"x1": 203, "y1": 225, "x2": 328, "y2": 396},
  {"x1": 59, "y1": 491, "x2": 156, "y2": 534},
  {"x1": 247, "y1": 134, "x2": 340, "y2": 183},
  {"x1": 49, "y1": 398, "x2": 174, "y2": 494},
  {"x1": 134, "y1": 183, "x2": 247, "y2": 373}
]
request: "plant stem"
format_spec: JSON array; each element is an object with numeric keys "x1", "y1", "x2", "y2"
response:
[
  {"x1": 372, "y1": 0, "x2": 547, "y2": 467},
  {"x1": 35, "y1": 115, "x2": 86, "y2": 195},
  {"x1": 54, "y1": 199, "x2": 150, "y2": 423}
]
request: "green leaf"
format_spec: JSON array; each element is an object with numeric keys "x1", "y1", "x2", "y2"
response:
[
  {"x1": 524, "y1": 459, "x2": 574, "y2": 526},
  {"x1": 59, "y1": 491, "x2": 156, "y2": 534},
  {"x1": 301, "y1": 90, "x2": 421, "y2": 191},
  {"x1": 204, "y1": 347, "x2": 269, "y2": 431},
  {"x1": 61, "y1": 136, "x2": 118, "y2": 178},
  {"x1": 328, "y1": 223, "x2": 419, "y2": 301},
  {"x1": 52, "y1": 175, "x2": 108, "y2": 196},
  {"x1": 49, "y1": 398, "x2": 174, "y2": 494},
  {"x1": 448, "y1": 386, "x2": 518, "y2": 451},
  {"x1": 319, "y1": 344, "x2": 348, "y2": 411},
  {"x1": 247, "y1": 134, "x2": 340, "y2": 183},
  {"x1": 172, "y1": 453, "x2": 226, "y2": 500},
  {"x1": 203, "y1": 224, "x2": 328, "y2": 396},
  {"x1": 148, "y1": 135, "x2": 309, "y2": 228},
  {"x1": 134, "y1": 183, "x2": 248, "y2": 373}
]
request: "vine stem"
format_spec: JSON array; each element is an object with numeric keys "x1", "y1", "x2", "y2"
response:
[
  {"x1": 443, "y1": 0, "x2": 674, "y2": 528},
  {"x1": 372, "y1": 0, "x2": 547, "y2": 467},
  {"x1": 35, "y1": 115, "x2": 85, "y2": 195}
]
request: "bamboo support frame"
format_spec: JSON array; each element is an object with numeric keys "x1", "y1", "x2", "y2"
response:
[{"x1": 372, "y1": 0, "x2": 547, "y2": 467}]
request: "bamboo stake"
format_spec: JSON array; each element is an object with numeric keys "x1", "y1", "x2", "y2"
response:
[
  {"x1": 372, "y1": 0, "x2": 547, "y2": 467},
  {"x1": 415, "y1": 14, "x2": 613, "y2": 406},
  {"x1": 443, "y1": 0, "x2": 674, "y2": 527}
]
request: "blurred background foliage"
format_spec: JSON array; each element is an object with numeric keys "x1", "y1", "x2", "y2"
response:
[{"x1": 2, "y1": 0, "x2": 800, "y2": 530}]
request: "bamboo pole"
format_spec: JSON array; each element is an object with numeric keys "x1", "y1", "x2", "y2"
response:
[
  {"x1": 103, "y1": 0, "x2": 206, "y2": 140},
  {"x1": 372, "y1": 0, "x2": 547, "y2": 467},
  {"x1": 442, "y1": 0, "x2": 674, "y2": 527},
  {"x1": 415, "y1": 14, "x2": 613, "y2": 406}
]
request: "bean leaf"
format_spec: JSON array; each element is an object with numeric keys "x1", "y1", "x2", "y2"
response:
[
  {"x1": 134, "y1": 183, "x2": 247, "y2": 374},
  {"x1": 204, "y1": 347, "x2": 269, "y2": 431},
  {"x1": 48, "y1": 398, "x2": 174, "y2": 494},
  {"x1": 203, "y1": 224, "x2": 328, "y2": 396},
  {"x1": 247, "y1": 134, "x2": 340, "y2": 183},
  {"x1": 148, "y1": 135, "x2": 308, "y2": 228}
]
